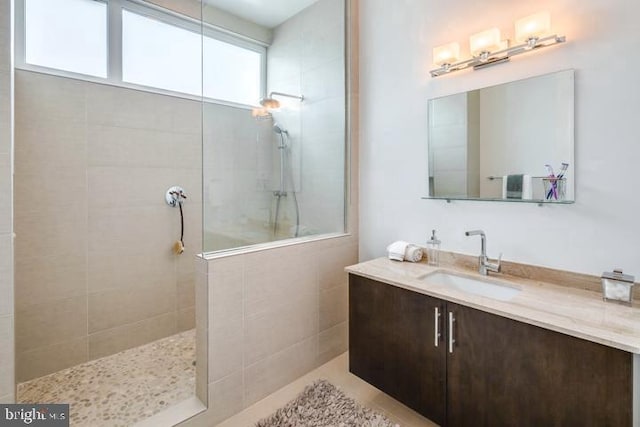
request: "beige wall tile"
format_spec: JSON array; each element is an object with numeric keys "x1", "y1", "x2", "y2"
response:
[
  {"x1": 204, "y1": 240, "x2": 355, "y2": 421},
  {"x1": 14, "y1": 122, "x2": 87, "y2": 171},
  {"x1": 88, "y1": 250, "x2": 175, "y2": 293},
  {"x1": 209, "y1": 256, "x2": 243, "y2": 328},
  {"x1": 177, "y1": 307, "x2": 195, "y2": 332},
  {"x1": 88, "y1": 125, "x2": 201, "y2": 170},
  {"x1": 0, "y1": 73, "x2": 10, "y2": 155},
  {"x1": 88, "y1": 283, "x2": 175, "y2": 333},
  {"x1": 14, "y1": 68, "x2": 205, "y2": 375},
  {"x1": 85, "y1": 83, "x2": 175, "y2": 131},
  {"x1": 0, "y1": 234, "x2": 11, "y2": 319},
  {"x1": 17, "y1": 337, "x2": 88, "y2": 383},
  {"x1": 0, "y1": 394, "x2": 13, "y2": 404},
  {"x1": 88, "y1": 167, "x2": 193, "y2": 210},
  {"x1": 244, "y1": 337, "x2": 318, "y2": 406},
  {"x1": 88, "y1": 205, "x2": 176, "y2": 255},
  {"x1": 244, "y1": 290, "x2": 318, "y2": 367},
  {"x1": 16, "y1": 296, "x2": 87, "y2": 353},
  {"x1": 244, "y1": 246, "x2": 317, "y2": 318},
  {"x1": 177, "y1": 276, "x2": 195, "y2": 310},
  {"x1": 15, "y1": 255, "x2": 86, "y2": 310},
  {"x1": 0, "y1": 315, "x2": 14, "y2": 397},
  {"x1": 88, "y1": 312, "x2": 177, "y2": 360},
  {"x1": 0, "y1": 233, "x2": 11, "y2": 272},
  {"x1": 0, "y1": 154, "x2": 11, "y2": 233},
  {"x1": 15, "y1": 71, "x2": 86, "y2": 126},
  {"x1": 318, "y1": 321, "x2": 348, "y2": 365},
  {"x1": 14, "y1": 205, "x2": 88, "y2": 260},
  {"x1": 209, "y1": 371, "x2": 243, "y2": 426},
  {"x1": 13, "y1": 171, "x2": 87, "y2": 217},
  {"x1": 195, "y1": 265, "x2": 208, "y2": 334},
  {"x1": 195, "y1": 264, "x2": 208, "y2": 404},
  {"x1": 319, "y1": 282, "x2": 348, "y2": 331},
  {"x1": 318, "y1": 242, "x2": 358, "y2": 290},
  {"x1": 0, "y1": 246, "x2": 13, "y2": 316},
  {"x1": 209, "y1": 317, "x2": 242, "y2": 383},
  {"x1": 0, "y1": 7, "x2": 9, "y2": 74},
  {"x1": 168, "y1": 97, "x2": 203, "y2": 135},
  {"x1": 0, "y1": 234, "x2": 12, "y2": 317}
]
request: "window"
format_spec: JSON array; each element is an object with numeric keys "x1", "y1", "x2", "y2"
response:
[
  {"x1": 17, "y1": 0, "x2": 266, "y2": 106},
  {"x1": 203, "y1": 37, "x2": 262, "y2": 106},
  {"x1": 24, "y1": 0, "x2": 107, "y2": 78},
  {"x1": 122, "y1": 10, "x2": 202, "y2": 97}
]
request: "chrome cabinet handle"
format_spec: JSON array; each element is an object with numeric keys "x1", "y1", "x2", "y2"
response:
[
  {"x1": 434, "y1": 307, "x2": 441, "y2": 347},
  {"x1": 448, "y1": 311, "x2": 456, "y2": 354}
]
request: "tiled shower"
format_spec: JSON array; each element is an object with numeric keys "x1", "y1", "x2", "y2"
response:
[
  {"x1": 13, "y1": 71, "x2": 203, "y2": 381},
  {"x1": 4, "y1": 0, "x2": 356, "y2": 425}
]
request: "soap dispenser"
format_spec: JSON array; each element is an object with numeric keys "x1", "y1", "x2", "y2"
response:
[{"x1": 426, "y1": 230, "x2": 441, "y2": 267}]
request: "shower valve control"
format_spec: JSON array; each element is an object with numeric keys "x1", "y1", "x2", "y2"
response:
[{"x1": 165, "y1": 186, "x2": 187, "y2": 207}]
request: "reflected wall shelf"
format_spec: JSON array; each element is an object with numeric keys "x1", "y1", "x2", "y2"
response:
[{"x1": 422, "y1": 196, "x2": 575, "y2": 207}]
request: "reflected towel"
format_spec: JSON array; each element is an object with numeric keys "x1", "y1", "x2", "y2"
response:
[{"x1": 502, "y1": 174, "x2": 532, "y2": 200}]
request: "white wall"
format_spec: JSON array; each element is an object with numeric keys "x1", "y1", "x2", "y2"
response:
[{"x1": 359, "y1": 0, "x2": 640, "y2": 277}]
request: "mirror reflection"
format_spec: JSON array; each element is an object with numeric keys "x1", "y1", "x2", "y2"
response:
[{"x1": 427, "y1": 69, "x2": 574, "y2": 203}]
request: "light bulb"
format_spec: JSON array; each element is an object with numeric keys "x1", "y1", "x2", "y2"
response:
[
  {"x1": 433, "y1": 42, "x2": 460, "y2": 67},
  {"x1": 469, "y1": 28, "x2": 502, "y2": 57},
  {"x1": 515, "y1": 11, "x2": 551, "y2": 44}
]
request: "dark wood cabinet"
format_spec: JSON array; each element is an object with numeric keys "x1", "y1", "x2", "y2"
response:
[
  {"x1": 349, "y1": 274, "x2": 447, "y2": 425},
  {"x1": 349, "y1": 274, "x2": 634, "y2": 427},
  {"x1": 447, "y1": 302, "x2": 632, "y2": 427}
]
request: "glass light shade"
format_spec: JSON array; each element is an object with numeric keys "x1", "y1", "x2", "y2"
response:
[
  {"x1": 470, "y1": 28, "x2": 502, "y2": 56},
  {"x1": 260, "y1": 98, "x2": 280, "y2": 109},
  {"x1": 515, "y1": 11, "x2": 551, "y2": 43},
  {"x1": 433, "y1": 42, "x2": 460, "y2": 67}
]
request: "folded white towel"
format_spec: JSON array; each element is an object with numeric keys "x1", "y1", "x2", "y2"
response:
[
  {"x1": 386, "y1": 241, "x2": 409, "y2": 261},
  {"x1": 404, "y1": 244, "x2": 423, "y2": 263},
  {"x1": 386, "y1": 241, "x2": 423, "y2": 262}
]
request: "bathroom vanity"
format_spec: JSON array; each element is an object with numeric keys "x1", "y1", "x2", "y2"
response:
[{"x1": 347, "y1": 258, "x2": 640, "y2": 427}]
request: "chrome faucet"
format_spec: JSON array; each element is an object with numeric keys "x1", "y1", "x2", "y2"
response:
[{"x1": 464, "y1": 230, "x2": 502, "y2": 276}]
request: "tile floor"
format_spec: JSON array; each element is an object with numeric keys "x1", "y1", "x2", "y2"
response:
[
  {"x1": 215, "y1": 352, "x2": 437, "y2": 427},
  {"x1": 17, "y1": 329, "x2": 196, "y2": 427}
]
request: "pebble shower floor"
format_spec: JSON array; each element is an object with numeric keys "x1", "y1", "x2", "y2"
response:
[{"x1": 17, "y1": 329, "x2": 196, "y2": 426}]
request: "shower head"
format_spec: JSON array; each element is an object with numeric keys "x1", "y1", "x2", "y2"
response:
[
  {"x1": 259, "y1": 91, "x2": 305, "y2": 109},
  {"x1": 260, "y1": 97, "x2": 281, "y2": 109},
  {"x1": 273, "y1": 123, "x2": 288, "y2": 135}
]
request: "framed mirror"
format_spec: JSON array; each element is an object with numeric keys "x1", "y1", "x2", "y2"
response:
[{"x1": 425, "y1": 69, "x2": 575, "y2": 204}]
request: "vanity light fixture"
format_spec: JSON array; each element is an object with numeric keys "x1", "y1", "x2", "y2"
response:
[{"x1": 430, "y1": 11, "x2": 565, "y2": 78}]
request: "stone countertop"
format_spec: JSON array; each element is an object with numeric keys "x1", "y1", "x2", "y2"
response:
[{"x1": 346, "y1": 258, "x2": 640, "y2": 354}]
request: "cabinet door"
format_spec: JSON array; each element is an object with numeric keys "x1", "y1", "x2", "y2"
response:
[
  {"x1": 349, "y1": 274, "x2": 447, "y2": 425},
  {"x1": 446, "y1": 302, "x2": 633, "y2": 427}
]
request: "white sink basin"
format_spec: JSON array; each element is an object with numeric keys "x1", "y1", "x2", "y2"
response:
[{"x1": 419, "y1": 271, "x2": 521, "y2": 301}]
